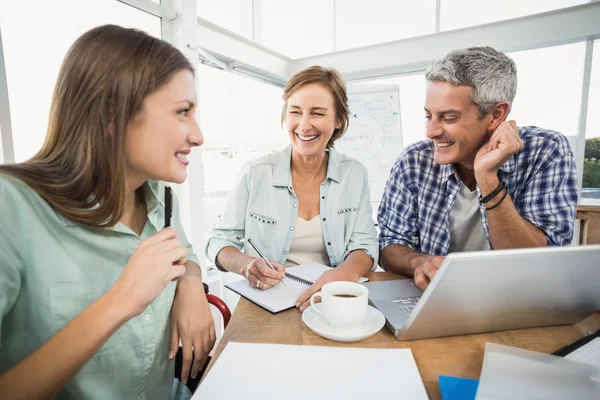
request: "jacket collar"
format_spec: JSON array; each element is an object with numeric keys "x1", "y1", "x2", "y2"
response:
[{"x1": 272, "y1": 145, "x2": 341, "y2": 187}]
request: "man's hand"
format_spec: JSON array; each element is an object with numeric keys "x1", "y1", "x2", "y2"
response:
[
  {"x1": 413, "y1": 255, "x2": 445, "y2": 290},
  {"x1": 474, "y1": 120, "x2": 523, "y2": 179}
]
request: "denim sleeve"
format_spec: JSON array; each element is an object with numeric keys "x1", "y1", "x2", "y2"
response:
[
  {"x1": 0, "y1": 177, "x2": 24, "y2": 350},
  {"x1": 377, "y1": 152, "x2": 420, "y2": 252},
  {"x1": 513, "y1": 139, "x2": 578, "y2": 246},
  {"x1": 342, "y1": 166, "x2": 379, "y2": 270},
  {"x1": 204, "y1": 162, "x2": 251, "y2": 269}
]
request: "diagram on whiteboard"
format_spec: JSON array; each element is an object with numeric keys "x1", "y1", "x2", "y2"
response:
[{"x1": 335, "y1": 86, "x2": 403, "y2": 204}]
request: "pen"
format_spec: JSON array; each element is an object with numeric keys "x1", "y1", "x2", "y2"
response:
[
  {"x1": 164, "y1": 186, "x2": 172, "y2": 228},
  {"x1": 247, "y1": 238, "x2": 286, "y2": 286}
]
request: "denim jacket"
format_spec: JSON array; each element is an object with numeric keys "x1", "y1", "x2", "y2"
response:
[{"x1": 205, "y1": 145, "x2": 379, "y2": 270}]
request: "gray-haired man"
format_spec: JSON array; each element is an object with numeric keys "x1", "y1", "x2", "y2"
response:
[{"x1": 378, "y1": 46, "x2": 578, "y2": 290}]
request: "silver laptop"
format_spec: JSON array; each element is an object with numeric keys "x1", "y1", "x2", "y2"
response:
[{"x1": 364, "y1": 245, "x2": 600, "y2": 341}]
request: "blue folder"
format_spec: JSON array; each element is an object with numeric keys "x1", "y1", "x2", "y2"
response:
[{"x1": 438, "y1": 375, "x2": 479, "y2": 400}]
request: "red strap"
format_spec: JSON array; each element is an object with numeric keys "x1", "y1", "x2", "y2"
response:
[{"x1": 206, "y1": 294, "x2": 231, "y2": 328}]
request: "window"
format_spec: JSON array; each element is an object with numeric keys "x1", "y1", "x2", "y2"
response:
[
  {"x1": 440, "y1": 0, "x2": 587, "y2": 31},
  {"x1": 197, "y1": 63, "x2": 285, "y2": 241},
  {"x1": 197, "y1": 0, "x2": 253, "y2": 39},
  {"x1": 259, "y1": 0, "x2": 334, "y2": 58},
  {"x1": 507, "y1": 43, "x2": 585, "y2": 138},
  {"x1": 0, "y1": 125, "x2": 4, "y2": 163},
  {"x1": 583, "y1": 40, "x2": 600, "y2": 199},
  {"x1": 350, "y1": 73, "x2": 427, "y2": 149},
  {"x1": 335, "y1": 0, "x2": 436, "y2": 51},
  {"x1": 0, "y1": 0, "x2": 161, "y2": 162}
]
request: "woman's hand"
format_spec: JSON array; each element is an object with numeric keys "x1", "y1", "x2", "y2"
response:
[
  {"x1": 295, "y1": 251, "x2": 372, "y2": 311},
  {"x1": 109, "y1": 227, "x2": 188, "y2": 318},
  {"x1": 244, "y1": 258, "x2": 286, "y2": 290},
  {"x1": 169, "y1": 274, "x2": 216, "y2": 385},
  {"x1": 295, "y1": 267, "x2": 357, "y2": 312}
]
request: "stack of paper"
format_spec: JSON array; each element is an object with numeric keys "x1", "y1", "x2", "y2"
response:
[
  {"x1": 476, "y1": 343, "x2": 600, "y2": 399},
  {"x1": 194, "y1": 342, "x2": 428, "y2": 399}
]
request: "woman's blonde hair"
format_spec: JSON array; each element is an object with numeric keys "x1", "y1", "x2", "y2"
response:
[
  {"x1": 0, "y1": 25, "x2": 193, "y2": 228},
  {"x1": 281, "y1": 66, "x2": 350, "y2": 148}
]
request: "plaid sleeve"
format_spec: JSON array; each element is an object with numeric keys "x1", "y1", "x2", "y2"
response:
[
  {"x1": 514, "y1": 137, "x2": 578, "y2": 246},
  {"x1": 377, "y1": 152, "x2": 420, "y2": 252}
]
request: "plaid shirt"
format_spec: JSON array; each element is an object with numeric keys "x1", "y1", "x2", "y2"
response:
[{"x1": 378, "y1": 126, "x2": 578, "y2": 255}]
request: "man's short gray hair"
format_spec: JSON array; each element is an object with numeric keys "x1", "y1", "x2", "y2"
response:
[{"x1": 426, "y1": 46, "x2": 517, "y2": 119}]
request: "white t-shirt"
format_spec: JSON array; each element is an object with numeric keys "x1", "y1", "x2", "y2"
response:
[{"x1": 285, "y1": 215, "x2": 330, "y2": 267}]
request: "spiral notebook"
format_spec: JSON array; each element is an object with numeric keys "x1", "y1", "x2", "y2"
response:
[{"x1": 225, "y1": 263, "x2": 368, "y2": 313}]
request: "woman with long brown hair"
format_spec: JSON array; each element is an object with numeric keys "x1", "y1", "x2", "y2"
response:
[{"x1": 0, "y1": 25, "x2": 214, "y2": 399}]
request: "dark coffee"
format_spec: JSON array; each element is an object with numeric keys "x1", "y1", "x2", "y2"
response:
[{"x1": 333, "y1": 294, "x2": 357, "y2": 298}]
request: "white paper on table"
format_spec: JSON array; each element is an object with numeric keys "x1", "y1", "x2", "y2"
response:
[
  {"x1": 194, "y1": 342, "x2": 428, "y2": 400},
  {"x1": 476, "y1": 342, "x2": 600, "y2": 400},
  {"x1": 565, "y1": 337, "x2": 600, "y2": 383}
]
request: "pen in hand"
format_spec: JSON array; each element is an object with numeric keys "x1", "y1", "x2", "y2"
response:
[
  {"x1": 164, "y1": 186, "x2": 172, "y2": 228},
  {"x1": 247, "y1": 238, "x2": 286, "y2": 286}
]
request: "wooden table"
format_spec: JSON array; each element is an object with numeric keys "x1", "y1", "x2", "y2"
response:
[
  {"x1": 577, "y1": 201, "x2": 600, "y2": 245},
  {"x1": 206, "y1": 272, "x2": 600, "y2": 399}
]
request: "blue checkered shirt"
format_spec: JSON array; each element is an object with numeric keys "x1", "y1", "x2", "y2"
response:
[{"x1": 378, "y1": 126, "x2": 578, "y2": 255}]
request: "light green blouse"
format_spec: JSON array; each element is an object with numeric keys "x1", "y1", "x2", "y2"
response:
[{"x1": 0, "y1": 174, "x2": 199, "y2": 400}]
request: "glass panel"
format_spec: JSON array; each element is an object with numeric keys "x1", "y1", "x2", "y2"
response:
[
  {"x1": 335, "y1": 0, "x2": 436, "y2": 51},
  {"x1": 0, "y1": 124, "x2": 4, "y2": 163},
  {"x1": 197, "y1": 64, "x2": 284, "y2": 239},
  {"x1": 507, "y1": 43, "x2": 585, "y2": 138},
  {"x1": 0, "y1": 0, "x2": 161, "y2": 162},
  {"x1": 260, "y1": 0, "x2": 334, "y2": 58},
  {"x1": 349, "y1": 73, "x2": 427, "y2": 149},
  {"x1": 441, "y1": 0, "x2": 587, "y2": 31},
  {"x1": 583, "y1": 40, "x2": 600, "y2": 199},
  {"x1": 197, "y1": 0, "x2": 253, "y2": 39},
  {"x1": 198, "y1": 64, "x2": 284, "y2": 254}
]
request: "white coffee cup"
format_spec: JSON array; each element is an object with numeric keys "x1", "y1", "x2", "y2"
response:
[{"x1": 309, "y1": 281, "x2": 368, "y2": 328}]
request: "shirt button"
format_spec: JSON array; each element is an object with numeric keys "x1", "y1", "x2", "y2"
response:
[
  {"x1": 321, "y1": 196, "x2": 325, "y2": 199},
  {"x1": 283, "y1": 251, "x2": 287, "y2": 255},
  {"x1": 290, "y1": 227, "x2": 294, "y2": 231},
  {"x1": 449, "y1": 194, "x2": 454, "y2": 200},
  {"x1": 294, "y1": 204, "x2": 298, "y2": 208},
  {"x1": 322, "y1": 218, "x2": 326, "y2": 221},
  {"x1": 327, "y1": 242, "x2": 331, "y2": 246},
  {"x1": 144, "y1": 314, "x2": 151, "y2": 321}
]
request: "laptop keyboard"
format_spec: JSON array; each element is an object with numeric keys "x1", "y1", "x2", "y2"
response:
[{"x1": 392, "y1": 296, "x2": 421, "y2": 317}]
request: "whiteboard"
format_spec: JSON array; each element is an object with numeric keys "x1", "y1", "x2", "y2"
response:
[{"x1": 336, "y1": 84, "x2": 402, "y2": 205}]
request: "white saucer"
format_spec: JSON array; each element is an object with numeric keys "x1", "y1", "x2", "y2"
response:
[{"x1": 302, "y1": 305, "x2": 386, "y2": 343}]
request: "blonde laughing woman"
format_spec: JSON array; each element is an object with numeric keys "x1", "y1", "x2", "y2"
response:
[{"x1": 205, "y1": 66, "x2": 379, "y2": 311}]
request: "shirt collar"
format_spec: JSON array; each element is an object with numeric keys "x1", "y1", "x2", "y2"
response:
[
  {"x1": 58, "y1": 181, "x2": 163, "y2": 232},
  {"x1": 272, "y1": 145, "x2": 341, "y2": 187}
]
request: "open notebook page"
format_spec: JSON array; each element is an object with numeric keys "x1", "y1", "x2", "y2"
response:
[
  {"x1": 225, "y1": 263, "x2": 331, "y2": 313},
  {"x1": 194, "y1": 342, "x2": 428, "y2": 400},
  {"x1": 225, "y1": 263, "x2": 367, "y2": 313}
]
